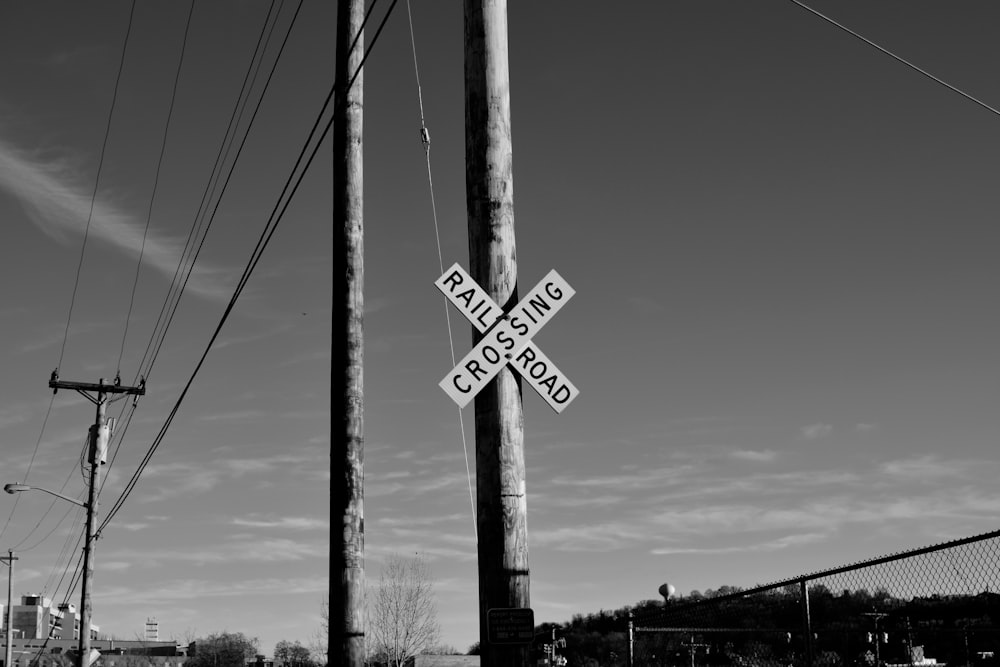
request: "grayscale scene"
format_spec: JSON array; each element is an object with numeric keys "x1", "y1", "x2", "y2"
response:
[{"x1": 1, "y1": 2, "x2": 998, "y2": 667}]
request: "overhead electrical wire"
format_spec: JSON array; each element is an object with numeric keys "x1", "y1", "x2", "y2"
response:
[
  {"x1": 58, "y1": 546, "x2": 85, "y2": 608},
  {"x1": 0, "y1": 395, "x2": 55, "y2": 545},
  {"x1": 789, "y1": 0, "x2": 1000, "y2": 118},
  {"x1": 99, "y1": 0, "x2": 299, "y2": 518},
  {"x1": 4, "y1": 432, "x2": 86, "y2": 592},
  {"x1": 10, "y1": 435, "x2": 88, "y2": 551},
  {"x1": 3, "y1": 0, "x2": 135, "y2": 553},
  {"x1": 129, "y1": 0, "x2": 284, "y2": 387},
  {"x1": 101, "y1": 0, "x2": 284, "y2": 499},
  {"x1": 43, "y1": 504, "x2": 87, "y2": 595},
  {"x1": 116, "y1": 0, "x2": 197, "y2": 377},
  {"x1": 57, "y1": 0, "x2": 138, "y2": 372},
  {"x1": 15, "y1": 502, "x2": 84, "y2": 554},
  {"x1": 4, "y1": 0, "x2": 275, "y2": 596},
  {"x1": 97, "y1": 0, "x2": 401, "y2": 536}
]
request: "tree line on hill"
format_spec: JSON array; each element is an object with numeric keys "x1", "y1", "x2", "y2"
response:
[{"x1": 520, "y1": 586, "x2": 1000, "y2": 667}]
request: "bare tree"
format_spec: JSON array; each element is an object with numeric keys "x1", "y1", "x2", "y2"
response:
[
  {"x1": 310, "y1": 596, "x2": 329, "y2": 665},
  {"x1": 367, "y1": 554, "x2": 441, "y2": 667}
]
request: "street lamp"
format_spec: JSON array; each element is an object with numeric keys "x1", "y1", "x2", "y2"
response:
[
  {"x1": 3, "y1": 482, "x2": 93, "y2": 666},
  {"x1": 3, "y1": 484, "x2": 88, "y2": 509}
]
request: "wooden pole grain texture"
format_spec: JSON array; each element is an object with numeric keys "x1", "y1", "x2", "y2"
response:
[
  {"x1": 464, "y1": 2, "x2": 531, "y2": 666},
  {"x1": 332, "y1": 0, "x2": 365, "y2": 665}
]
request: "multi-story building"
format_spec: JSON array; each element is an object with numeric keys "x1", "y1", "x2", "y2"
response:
[{"x1": 10, "y1": 595, "x2": 98, "y2": 641}]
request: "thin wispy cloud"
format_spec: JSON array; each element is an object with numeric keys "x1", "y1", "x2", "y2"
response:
[
  {"x1": 114, "y1": 522, "x2": 150, "y2": 532},
  {"x1": 0, "y1": 137, "x2": 230, "y2": 300},
  {"x1": 801, "y1": 423, "x2": 832, "y2": 439},
  {"x1": 880, "y1": 455, "x2": 972, "y2": 480},
  {"x1": 730, "y1": 449, "x2": 778, "y2": 462},
  {"x1": 651, "y1": 532, "x2": 828, "y2": 555},
  {"x1": 547, "y1": 464, "x2": 697, "y2": 490},
  {"x1": 94, "y1": 576, "x2": 327, "y2": 604},
  {"x1": 232, "y1": 516, "x2": 329, "y2": 530},
  {"x1": 134, "y1": 452, "x2": 328, "y2": 502},
  {"x1": 531, "y1": 521, "x2": 653, "y2": 552},
  {"x1": 103, "y1": 537, "x2": 326, "y2": 567}
]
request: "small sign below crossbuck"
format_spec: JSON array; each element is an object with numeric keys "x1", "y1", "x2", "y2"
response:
[
  {"x1": 435, "y1": 263, "x2": 579, "y2": 413},
  {"x1": 487, "y1": 607, "x2": 535, "y2": 644}
]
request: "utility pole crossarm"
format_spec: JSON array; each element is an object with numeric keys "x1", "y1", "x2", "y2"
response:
[{"x1": 49, "y1": 378, "x2": 146, "y2": 396}]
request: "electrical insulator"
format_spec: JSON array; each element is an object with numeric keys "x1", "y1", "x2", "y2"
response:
[
  {"x1": 882, "y1": 633, "x2": 889, "y2": 644},
  {"x1": 867, "y1": 633, "x2": 874, "y2": 643}
]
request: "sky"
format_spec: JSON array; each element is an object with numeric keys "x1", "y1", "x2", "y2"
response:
[{"x1": 1, "y1": 0, "x2": 999, "y2": 658}]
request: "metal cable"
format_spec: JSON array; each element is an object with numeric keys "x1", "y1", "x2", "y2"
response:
[
  {"x1": 405, "y1": 0, "x2": 477, "y2": 540},
  {"x1": 57, "y1": 0, "x2": 137, "y2": 370},
  {"x1": 116, "y1": 0, "x2": 197, "y2": 375},
  {"x1": 97, "y1": 0, "x2": 401, "y2": 535}
]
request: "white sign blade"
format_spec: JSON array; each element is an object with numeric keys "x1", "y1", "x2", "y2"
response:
[
  {"x1": 435, "y1": 263, "x2": 502, "y2": 333},
  {"x1": 504, "y1": 270, "x2": 575, "y2": 342},
  {"x1": 510, "y1": 342, "x2": 579, "y2": 414},
  {"x1": 440, "y1": 318, "x2": 521, "y2": 408}
]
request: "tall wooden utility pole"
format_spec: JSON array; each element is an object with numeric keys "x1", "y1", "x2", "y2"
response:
[
  {"x1": 332, "y1": 0, "x2": 365, "y2": 665},
  {"x1": 464, "y1": 2, "x2": 530, "y2": 666},
  {"x1": 49, "y1": 374, "x2": 144, "y2": 667}
]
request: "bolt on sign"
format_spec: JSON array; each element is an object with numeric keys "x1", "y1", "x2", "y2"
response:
[{"x1": 435, "y1": 263, "x2": 579, "y2": 413}]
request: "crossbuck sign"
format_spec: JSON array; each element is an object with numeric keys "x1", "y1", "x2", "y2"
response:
[{"x1": 436, "y1": 263, "x2": 579, "y2": 413}]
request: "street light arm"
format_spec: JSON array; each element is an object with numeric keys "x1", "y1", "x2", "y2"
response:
[{"x1": 4, "y1": 483, "x2": 88, "y2": 509}]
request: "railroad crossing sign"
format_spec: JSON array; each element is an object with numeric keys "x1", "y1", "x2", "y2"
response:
[{"x1": 435, "y1": 263, "x2": 579, "y2": 413}]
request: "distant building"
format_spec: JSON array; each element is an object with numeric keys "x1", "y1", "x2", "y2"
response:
[
  {"x1": 10, "y1": 595, "x2": 98, "y2": 641},
  {"x1": 145, "y1": 618, "x2": 160, "y2": 642},
  {"x1": 247, "y1": 654, "x2": 274, "y2": 667},
  {"x1": 0, "y1": 638, "x2": 182, "y2": 667}
]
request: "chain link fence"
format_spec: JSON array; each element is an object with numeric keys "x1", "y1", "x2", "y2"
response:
[{"x1": 631, "y1": 529, "x2": 1000, "y2": 667}]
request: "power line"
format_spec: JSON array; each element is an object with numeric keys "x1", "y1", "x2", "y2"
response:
[
  {"x1": 58, "y1": 545, "x2": 86, "y2": 608},
  {"x1": 100, "y1": 0, "x2": 301, "y2": 522},
  {"x1": 0, "y1": 395, "x2": 55, "y2": 545},
  {"x1": 98, "y1": 0, "x2": 401, "y2": 536},
  {"x1": 15, "y1": 502, "x2": 83, "y2": 554},
  {"x1": 99, "y1": 0, "x2": 301, "y2": 534},
  {"x1": 5, "y1": 0, "x2": 136, "y2": 554},
  {"x1": 100, "y1": 0, "x2": 283, "y2": 499},
  {"x1": 43, "y1": 503, "x2": 87, "y2": 595},
  {"x1": 57, "y1": 0, "x2": 137, "y2": 371},
  {"x1": 131, "y1": 0, "x2": 292, "y2": 386},
  {"x1": 4, "y1": 433, "x2": 86, "y2": 554},
  {"x1": 116, "y1": 0, "x2": 197, "y2": 376},
  {"x1": 789, "y1": 0, "x2": 1000, "y2": 118}
]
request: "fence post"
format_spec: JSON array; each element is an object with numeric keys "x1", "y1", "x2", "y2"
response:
[
  {"x1": 627, "y1": 611, "x2": 634, "y2": 667},
  {"x1": 800, "y1": 579, "x2": 814, "y2": 667}
]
